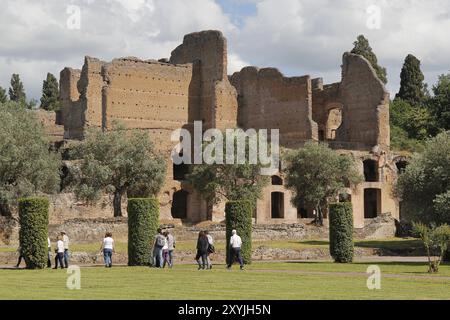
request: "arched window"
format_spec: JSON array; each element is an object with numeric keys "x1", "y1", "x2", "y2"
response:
[
  {"x1": 271, "y1": 175, "x2": 283, "y2": 185},
  {"x1": 363, "y1": 159, "x2": 379, "y2": 182}
]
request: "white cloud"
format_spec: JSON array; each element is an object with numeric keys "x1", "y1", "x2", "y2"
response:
[{"x1": 0, "y1": 0, "x2": 449, "y2": 100}]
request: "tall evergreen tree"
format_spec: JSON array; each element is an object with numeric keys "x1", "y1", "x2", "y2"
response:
[
  {"x1": 40, "y1": 73, "x2": 61, "y2": 111},
  {"x1": 0, "y1": 86, "x2": 8, "y2": 104},
  {"x1": 8, "y1": 74, "x2": 26, "y2": 103},
  {"x1": 429, "y1": 73, "x2": 450, "y2": 132},
  {"x1": 351, "y1": 35, "x2": 388, "y2": 84},
  {"x1": 396, "y1": 54, "x2": 427, "y2": 106}
]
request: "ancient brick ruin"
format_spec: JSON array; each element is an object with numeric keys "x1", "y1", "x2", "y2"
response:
[{"x1": 58, "y1": 30, "x2": 401, "y2": 228}]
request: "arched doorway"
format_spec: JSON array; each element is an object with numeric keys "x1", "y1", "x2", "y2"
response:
[
  {"x1": 171, "y1": 190, "x2": 189, "y2": 219},
  {"x1": 326, "y1": 104, "x2": 343, "y2": 140}
]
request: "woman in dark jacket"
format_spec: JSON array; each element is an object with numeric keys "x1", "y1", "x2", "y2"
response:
[{"x1": 195, "y1": 231, "x2": 209, "y2": 270}]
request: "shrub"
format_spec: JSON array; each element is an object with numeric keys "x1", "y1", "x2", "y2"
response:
[
  {"x1": 127, "y1": 198, "x2": 160, "y2": 266},
  {"x1": 225, "y1": 201, "x2": 252, "y2": 265},
  {"x1": 18, "y1": 198, "x2": 49, "y2": 269},
  {"x1": 329, "y1": 203, "x2": 354, "y2": 263}
]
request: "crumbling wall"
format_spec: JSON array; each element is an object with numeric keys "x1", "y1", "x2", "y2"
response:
[
  {"x1": 170, "y1": 30, "x2": 238, "y2": 131},
  {"x1": 59, "y1": 67, "x2": 82, "y2": 138},
  {"x1": 230, "y1": 67, "x2": 318, "y2": 148}
]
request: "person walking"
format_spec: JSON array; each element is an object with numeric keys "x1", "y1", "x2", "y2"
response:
[
  {"x1": 47, "y1": 237, "x2": 52, "y2": 268},
  {"x1": 166, "y1": 230, "x2": 176, "y2": 268},
  {"x1": 227, "y1": 230, "x2": 244, "y2": 270},
  {"x1": 153, "y1": 228, "x2": 165, "y2": 268},
  {"x1": 100, "y1": 232, "x2": 115, "y2": 268},
  {"x1": 195, "y1": 231, "x2": 209, "y2": 270},
  {"x1": 162, "y1": 231, "x2": 170, "y2": 268},
  {"x1": 15, "y1": 245, "x2": 24, "y2": 268},
  {"x1": 205, "y1": 230, "x2": 215, "y2": 270},
  {"x1": 61, "y1": 231, "x2": 70, "y2": 268},
  {"x1": 53, "y1": 235, "x2": 65, "y2": 269}
]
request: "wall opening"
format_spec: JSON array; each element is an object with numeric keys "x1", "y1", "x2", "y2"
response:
[
  {"x1": 171, "y1": 190, "x2": 189, "y2": 219},
  {"x1": 364, "y1": 188, "x2": 381, "y2": 218},
  {"x1": 271, "y1": 175, "x2": 283, "y2": 185},
  {"x1": 173, "y1": 153, "x2": 190, "y2": 181},
  {"x1": 326, "y1": 106, "x2": 343, "y2": 140},
  {"x1": 297, "y1": 207, "x2": 308, "y2": 219},
  {"x1": 318, "y1": 130, "x2": 325, "y2": 142},
  {"x1": 339, "y1": 193, "x2": 352, "y2": 203},
  {"x1": 396, "y1": 160, "x2": 408, "y2": 174},
  {"x1": 271, "y1": 192, "x2": 285, "y2": 219},
  {"x1": 363, "y1": 159, "x2": 379, "y2": 182}
]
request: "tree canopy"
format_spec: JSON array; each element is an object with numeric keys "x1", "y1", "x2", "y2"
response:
[
  {"x1": 396, "y1": 54, "x2": 428, "y2": 106},
  {"x1": 69, "y1": 124, "x2": 167, "y2": 217},
  {"x1": 0, "y1": 86, "x2": 8, "y2": 104},
  {"x1": 40, "y1": 73, "x2": 61, "y2": 111},
  {"x1": 351, "y1": 35, "x2": 387, "y2": 84},
  {"x1": 284, "y1": 142, "x2": 362, "y2": 225},
  {"x1": 0, "y1": 101, "x2": 61, "y2": 215},
  {"x1": 429, "y1": 74, "x2": 450, "y2": 132},
  {"x1": 396, "y1": 132, "x2": 450, "y2": 225},
  {"x1": 9, "y1": 74, "x2": 26, "y2": 104}
]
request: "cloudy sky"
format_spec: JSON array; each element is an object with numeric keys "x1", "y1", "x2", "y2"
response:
[{"x1": 0, "y1": 0, "x2": 449, "y2": 101}]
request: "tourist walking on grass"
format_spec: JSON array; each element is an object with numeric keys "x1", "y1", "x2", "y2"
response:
[
  {"x1": 54, "y1": 235, "x2": 65, "y2": 269},
  {"x1": 227, "y1": 230, "x2": 244, "y2": 270},
  {"x1": 15, "y1": 245, "x2": 24, "y2": 268},
  {"x1": 205, "y1": 230, "x2": 215, "y2": 270},
  {"x1": 162, "y1": 231, "x2": 170, "y2": 268},
  {"x1": 153, "y1": 228, "x2": 165, "y2": 268},
  {"x1": 196, "y1": 231, "x2": 209, "y2": 270},
  {"x1": 61, "y1": 231, "x2": 70, "y2": 268},
  {"x1": 100, "y1": 232, "x2": 115, "y2": 268},
  {"x1": 47, "y1": 237, "x2": 52, "y2": 268},
  {"x1": 166, "y1": 230, "x2": 176, "y2": 268}
]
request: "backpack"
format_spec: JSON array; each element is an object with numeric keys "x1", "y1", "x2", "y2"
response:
[
  {"x1": 156, "y1": 235, "x2": 165, "y2": 247},
  {"x1": 208, "y1": 244, "x2": 215, "y2": 254}
]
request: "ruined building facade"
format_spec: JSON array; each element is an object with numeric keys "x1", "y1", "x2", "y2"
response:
[{"x1": 59, "y1": 30, "x2": 401, "y2": 228}]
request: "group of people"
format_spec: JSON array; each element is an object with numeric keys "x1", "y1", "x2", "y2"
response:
[
  {"x1": 153, "y1": 229, "x2": 176, "y2": 268},
  {"x1": 16, "y1": 231, "x2": 70, "y2": 269}
]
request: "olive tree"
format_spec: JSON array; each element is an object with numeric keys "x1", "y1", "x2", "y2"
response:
[
  {"x1": 70, "y1": 124, "x2": 166, "y2": 217},
  {"x1": 284, "y1": 142, "x2": 362, "y2": 226},
  {"x1": 0, "y1": 101, "x2": 61, "y2": 215}
]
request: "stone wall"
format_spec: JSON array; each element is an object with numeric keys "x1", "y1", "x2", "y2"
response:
[{"x1": 231, "y1": 67, "x2": 318, "y2": 148}]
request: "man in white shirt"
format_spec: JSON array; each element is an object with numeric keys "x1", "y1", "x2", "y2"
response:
[
  {"x1": 227, "y1": 230, "x2": 244, "y2": 270},
  {"x1": 166, "y1": 231, "x2": 176, "y2": 268},
  {"x1": 54, "y1": 236, "x2": 65, "y2": 269},
  {"x1": 61, "y1": 232, "x2": 70, "y2": 268}
]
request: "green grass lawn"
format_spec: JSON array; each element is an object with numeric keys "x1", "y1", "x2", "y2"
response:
[{"x1": 0, "y1": 261, "x2": 448, "y2": 300}]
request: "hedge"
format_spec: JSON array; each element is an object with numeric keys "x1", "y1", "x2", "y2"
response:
[
  {"x1": 18, "y1": 198, "x2": 49, "y2": 269},
  {"x1": 225, "y1": 201, "x2": 253, "y2": 265},
  {"x1": 127, "y1": 198, "x2": 159, "y2": 266},
  {"x1": 329, "y1": 202, "x2": 354, "y2": 263}
]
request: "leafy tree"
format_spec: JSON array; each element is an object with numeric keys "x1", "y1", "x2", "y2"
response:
[
  {"x1": 0, "y1": 101, "x2": 61, "y2": 215},
  {"x1": 187, "y1": 133, "x2": 269, "y2": 207},
  {"x1": 0, "y1": 86, "x2": 8, "y2": 104},
  {"x1": 70, "y1": 124, "x2": 166, "y2": 217},
  {"x1": 351, "y1": 35, "x2": 387, "y2": 84},
  {"x1": 390, "y1": 98, "x2": 432, "y2": 141},
  {"x1": 390, "y1": 125, "x2": 424, "y2": 153},
  {"x1": 396, "y1": 54, "x2": 428, "y2": 106},
  {"x1": 40, "y1": 73, "x2": 61, "y2": 111},
  {"x1": 412, "y1": 222, "x2": 450, "y2": 273},
  {"x1": 428, "y1": 73, "x2": 450, "y2": 132},
  {"x1": 396, "y1": 132, "x2": 450, "y2": 225},
  {"x1": 284, "y1": 142, "x2": 362, "y2": 226},
  {"x1": 9, "y1": 74, "x2": 26, "y2": 104}
]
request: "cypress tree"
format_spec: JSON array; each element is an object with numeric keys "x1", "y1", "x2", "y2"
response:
[
  {"x1": 0, "y1": 86, "x2": 7, "y2": 104},
  {"x1": 40, "y1": 73, "x2": 61, "y2": 111},
  {"x1": 9, "y1": 74, "x2": 26, "y2": 103},
  {"x1": 396, "y1": 54, "x2": 427, "y2": 106},
  {"x1": 351, "y1": 35, "x2": 388, "y2": 84}
]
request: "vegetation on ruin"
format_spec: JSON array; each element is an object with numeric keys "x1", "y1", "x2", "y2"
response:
[
  {"x1": 0, "y1": 101, "x2": 61, "y2": 216},
  {"x1": 69, "y1": 123, "x2": 166, "y2": 217},
  {"x1": 396, "y1": 132, "x2": 450, "y2": 225},
  {"x1": 225, "y1": 201, "x2": 253, "y2": 265},
  {"x1": 187, "y1": 134, "x2": 269, "y2": 206},
  {"x1": 284, "y1": 142, "x2": 362, "y2": 226},
  {"x1": 351, "y1": 35, "x2": 387, "y2": 84},
  {"x1": 127, "y1": 198, "x2": 159, "y2": 266},
  {"x1": 18, "y1": 198, "x2": 49, "y2": 269},
  {"x1": 40, "y1": 73, "x2": 61, "y2": 112},
  {"x1": 0, "y1": 261, "x2": 449, "y2": 300},
  {"x1": 329, "y1": 203, "x2": 354, "y2": 263}
]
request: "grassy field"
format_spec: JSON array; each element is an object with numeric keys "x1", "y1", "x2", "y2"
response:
[{"x1": 0, "y1": 261, "x2": 449, "y2": 300}]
